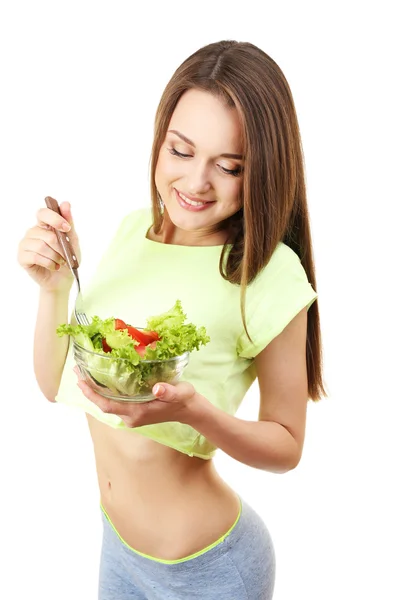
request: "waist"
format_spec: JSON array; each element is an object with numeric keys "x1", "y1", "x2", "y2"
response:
[{"x1": 87, "y1": 414, "x2": 240, "y2": 559}]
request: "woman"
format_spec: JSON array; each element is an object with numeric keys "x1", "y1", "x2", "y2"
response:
[{"x1": 18, "y1": 40, "x2": 325, "y2": 599}]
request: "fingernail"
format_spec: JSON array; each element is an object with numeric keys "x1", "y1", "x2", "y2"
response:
[
  {"x1": 154, "y1": 384, "x2": 165, "y2": 395},
  {"x1": 61, "y1": 222, "x2": 71, "y2": 232}
]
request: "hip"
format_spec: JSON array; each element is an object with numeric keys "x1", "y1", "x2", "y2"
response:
[{"x1": 99, "y1": 496, "x2": 276, "y2": 600}]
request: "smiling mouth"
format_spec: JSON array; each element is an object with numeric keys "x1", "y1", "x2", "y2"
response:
[{"x1": 176, "y1": 189, "x2": 214, "y2": 207}]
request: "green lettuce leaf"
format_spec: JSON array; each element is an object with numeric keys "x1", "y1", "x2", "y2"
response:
[
  {"x1": 56, "y1": 300, "x2": 209, "y2": 396},
  {"x1": 143, "y1": 300, "x2": 210, "y2": 360}
]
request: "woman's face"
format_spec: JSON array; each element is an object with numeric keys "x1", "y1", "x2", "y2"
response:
[{"x1": 155, "y1": 89, "x2": 244, "y2": 244}]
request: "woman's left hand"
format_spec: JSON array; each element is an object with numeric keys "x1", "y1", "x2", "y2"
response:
[{"x1": 73, "y1": 366, "x2": 200, "y2": 428}]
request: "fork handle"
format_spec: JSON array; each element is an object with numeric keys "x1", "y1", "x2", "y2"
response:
[{"x1": 45, "y1": 196, "x2": 80, "y2": 269}]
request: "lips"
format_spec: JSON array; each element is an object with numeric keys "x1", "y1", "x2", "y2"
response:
[
  {"x1": 176, "y1": 189, "x2": 213, "y2": 205},
  {"x1": 174, "y1": 188, "x2": 215, "y2": 212}
]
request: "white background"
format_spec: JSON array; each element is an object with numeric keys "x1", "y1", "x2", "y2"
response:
[{"x1": 1, "y1": 1, "x2": 399, "y2": 598}]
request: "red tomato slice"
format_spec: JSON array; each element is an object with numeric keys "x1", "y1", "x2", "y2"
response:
[
  {"x1": 114, "y1": 319, "x2": 127, "y2": 330},
  {"x1": 114, "y1": 319, "x2": 159, "y2": 345},
  {"x1": 135, "y1": 341, "x2": 157, "y2": 358},
  {"x1": 127, "y1": 326, "x2": 159, "y2": 346},
  {"x1": 135, "y1": 344, "x2": 146, "y2": 357},
  {"x1": 102, "y1": 338, "x2": 112, "y2": 353},
  {"x1": 144, "y1": 330, "x2": 160, "y2": 342}
]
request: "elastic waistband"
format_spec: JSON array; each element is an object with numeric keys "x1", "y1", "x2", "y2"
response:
[{"x1": 100, "y1": 496, "x2": 245, "y2": 568}]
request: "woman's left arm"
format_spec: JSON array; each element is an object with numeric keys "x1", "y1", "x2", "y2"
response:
[
  {"x1": 187, "y1": 306, "x2": 309, "y2": 473},
  {"x1": 75, "y1": 307, "x2": 309, "y2": 473}
]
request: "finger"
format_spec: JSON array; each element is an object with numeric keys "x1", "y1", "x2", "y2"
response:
[
  {"x1": 18, "y1": 240, "x2": 64, "y2": 271},
  {"x1": 152, "y1": 381, "x2": 195, "y2": 401},
  {"x1": 46, "y1": 200, "x2": 80, "y2": 257},
  {"x1": 58, "y1": 201, "x2": 74, "y2": 229},
  {"x1": 18, "y1": 236, "x2": 66, "y2": 270},
  {"x1": 27, "y1": 226, "x2": 67, "y2": 257},
  {"x1": 21, "y1": 251, "x2": 61, "y2": 271},
  {"x1": 36, "y1": 206, "x2": 72, "y2": 232},
  {"x1": 75, "y1": 376, "x2": 138, "y2": 417}
]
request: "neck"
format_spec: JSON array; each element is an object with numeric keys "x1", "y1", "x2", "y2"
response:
[{"x1": 149, "y1": 212, "x2": 229, "y2": 247}]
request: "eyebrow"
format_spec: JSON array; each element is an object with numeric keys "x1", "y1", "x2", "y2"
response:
[{"x1": 168, "y1": 129, "x2": 243, "y2": 160}]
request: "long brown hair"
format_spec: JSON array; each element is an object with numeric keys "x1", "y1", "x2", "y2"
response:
[{"x1": 150, "y1": 41, "x2": 326, "y2": 401}]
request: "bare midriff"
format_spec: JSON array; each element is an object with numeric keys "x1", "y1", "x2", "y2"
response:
[{"x1": 86, "y1": 414, "x2": 241, "y2": 561}]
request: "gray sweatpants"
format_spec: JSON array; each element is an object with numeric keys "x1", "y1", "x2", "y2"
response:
[{"x1": 98, "y1": 497, "x2": 275, "y2": 599}]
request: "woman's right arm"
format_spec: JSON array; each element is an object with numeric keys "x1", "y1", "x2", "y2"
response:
[
  {"x1": 18, "y1": 199, "x2": 81, "y2": 402},
  {"x1": 33, "y1": 289, "x2": 71, "y2": 402}
]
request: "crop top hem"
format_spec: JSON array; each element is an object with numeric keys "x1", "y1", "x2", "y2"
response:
[{"x1": 55, "y1": 394, "x2": 215, "y2": 460}]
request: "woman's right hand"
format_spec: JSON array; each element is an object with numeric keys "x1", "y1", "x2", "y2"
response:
[{"x1": 17, "y1": 200, "x2": 81, "y2": 293}]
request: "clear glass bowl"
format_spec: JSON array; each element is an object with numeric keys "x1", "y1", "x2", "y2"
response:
[{"x1": 73, "y1": 340, "x2": 190, "y2": 402}]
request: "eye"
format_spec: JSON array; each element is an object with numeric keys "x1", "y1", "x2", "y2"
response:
[
  {"x1": 168, "y1": 148, "x2": 192, "y2": 158},
  {"x1": 219, "y1": 165, "x2": 243, "y2": 177}
]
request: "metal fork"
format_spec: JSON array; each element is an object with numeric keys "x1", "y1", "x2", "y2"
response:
[{"x1": 45, "y1": 196, "x2": 91, "y2": 326}]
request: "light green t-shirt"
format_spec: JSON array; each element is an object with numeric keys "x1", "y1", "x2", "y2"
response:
[{"x1": 56, "y1": 208, "x2": 317, "y2": 459}]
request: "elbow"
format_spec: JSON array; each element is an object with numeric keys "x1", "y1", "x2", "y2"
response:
[
  {"x1": 281, "y1": 446, "x2": 303, "y2": 473},
  {"x1": 45, "y1": 396, "x2": 57, "y2": 403},
  {"x1": 266, "y1": 446, "x2": 303, "y2": 474},
  {"x1": 34, "y1": 377, "x2": 60, "y2": 403},
  {"x1": 276, "y1": 429, "x2": 304, "y2": 473},
  {"x1": 36, "y1": 383, "x2": 59, "y2": 403},
  {"x1": 41, "y1": 390, "x2": 57, "y2": 403},
  {"x1": 286, "y1": 452, "x2": 302, "y2": 472}
]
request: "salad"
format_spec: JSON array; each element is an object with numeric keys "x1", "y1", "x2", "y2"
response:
[{"x1": 56, "y1": 300, "x2": 210, "y2": 398}]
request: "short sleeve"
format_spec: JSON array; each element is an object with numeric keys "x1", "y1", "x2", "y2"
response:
[{"x1": 237, "y1": 243, "x2": 318, "y2": 359}]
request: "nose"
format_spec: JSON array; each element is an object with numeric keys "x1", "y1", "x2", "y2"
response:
[{"x1": 187, "y1": 160, "x2": 212, "y2": 195}]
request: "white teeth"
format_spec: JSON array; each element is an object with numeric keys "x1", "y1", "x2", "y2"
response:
[{"x1": 178, "y1": 192, "x2": 206, "y2": 207}]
